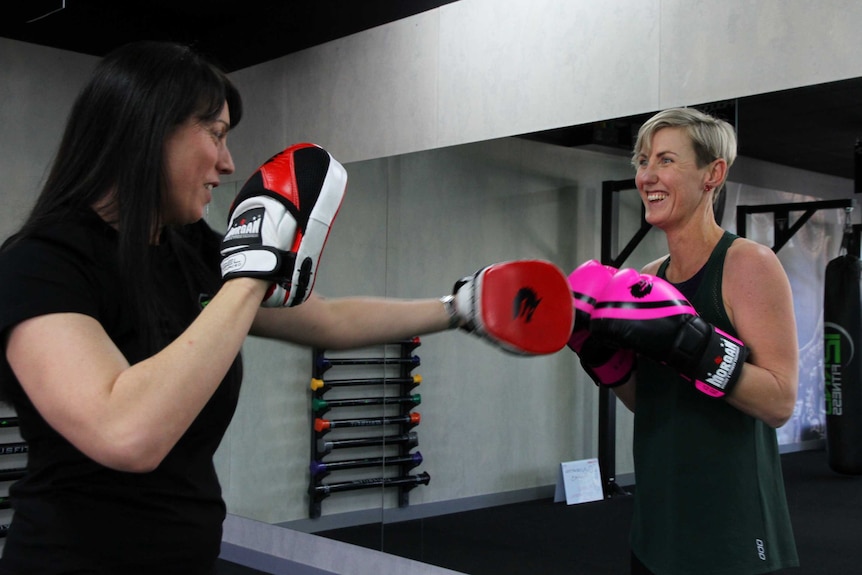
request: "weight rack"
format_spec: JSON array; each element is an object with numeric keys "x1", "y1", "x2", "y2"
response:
[
  {"x1": 0, "y1": 416, "x2": 26, "y2": 540},
  {"x1": 308, "y1": 338, "x2": 429, "y2": 519}
]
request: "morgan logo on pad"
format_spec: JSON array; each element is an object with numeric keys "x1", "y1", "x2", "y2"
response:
[
  {"x1": 223, "y1": 208, "x2": 264, "y2": 247},
  {"x1": 512, "y1": 288, "x2": 542, "y2": 323}
]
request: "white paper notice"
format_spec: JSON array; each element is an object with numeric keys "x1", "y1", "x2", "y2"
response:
[{"x1": 553, "y1": 458, "x2": 604, "y2": 505}]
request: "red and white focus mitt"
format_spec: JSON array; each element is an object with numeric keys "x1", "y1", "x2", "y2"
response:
[
  {"x1": 450, "y1": 260, "x2": 574, "y2": 355},
  {"x1": 221, "y1": 143, "x2": 347, "y2": 307}
]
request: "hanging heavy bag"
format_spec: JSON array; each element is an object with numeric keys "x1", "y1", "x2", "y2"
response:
[{"x1": 824, "y1": 252, "x2": 862, "y2": 475}]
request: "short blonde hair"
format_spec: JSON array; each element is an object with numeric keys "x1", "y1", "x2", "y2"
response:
[{"x1": 632, "y1": 107, "x2": 737, "y2": 190}]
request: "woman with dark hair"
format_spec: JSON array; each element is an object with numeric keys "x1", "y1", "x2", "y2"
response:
[
  {"x1": 0, "y1": 41, "x2": 566, "y2": 574},
  {"x1": 6, "y1": 41, "x2": 247, "y2": 357}
]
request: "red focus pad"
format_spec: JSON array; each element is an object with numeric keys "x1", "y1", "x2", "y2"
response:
[{"x1": 457, "y1": 260, "x2": 574, "y2": 355}]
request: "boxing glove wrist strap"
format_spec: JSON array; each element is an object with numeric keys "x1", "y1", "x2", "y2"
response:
[
  {"x1": 669, "y1": 317, "x2": 747, "y2": 398},
  {"x1": 439, "y1": 295, "x2": 460, "y2": 330},
  {"x1": 221, "y1": 247, "x2": 295, "y2": 282}
]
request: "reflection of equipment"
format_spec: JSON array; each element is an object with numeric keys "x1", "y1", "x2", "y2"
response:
[
  {"x1": 314, "y1": 413, "x2": 420, "y2": 432},
  {"x1": 312, "y1": 394, "x2": 421, "y2": 412},
  {"x1": 311, "y1": 375, "x2": 421, "y2": 393},
  {"x1": 316, "y1": 431, "x2": 419, "y2": 456},
  {"x1": 824, "y1": 210, "x2": 862, "y2": 474},
  {"x1": 0, "y1": 416, "x2": 26, "y2": 539},
  {"x1": 308, "y1": 338, "x2": 427, "y2": 518},
  {"x1": 310, "y1": 472, "x2": 430, "y2": 497},
  {"x1": 316, "y1": 355, "x2": 420, "y2": 370},
  {"x1": 737, "y1": 200, "x2": 860, "y2": 474},
  {"x1": 855, "y1": 139, "x2": 862, "y2": 195},
  {"x1": 311, "y1": 452, "x2": 423, "y2": 477}
]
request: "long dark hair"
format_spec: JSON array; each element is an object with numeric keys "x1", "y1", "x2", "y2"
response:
[{"x1": 3, "y1": 41, "x2": 243, "y2": 351}]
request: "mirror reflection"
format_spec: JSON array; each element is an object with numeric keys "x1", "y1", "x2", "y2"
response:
[{"x1": 211, "y1": 78, "x2": 860, "y2": 574}]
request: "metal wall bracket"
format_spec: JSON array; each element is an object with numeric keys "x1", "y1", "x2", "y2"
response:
[
  {"x1": 597, "y1": 178, "x2": 647, "y2": 498},
  {"x1": 736, "y1": 199, "x2": 855, "y2": 253}
]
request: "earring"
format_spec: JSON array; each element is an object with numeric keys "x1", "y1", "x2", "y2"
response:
[{"x1": 704, "y1": 185, "x2": 712, "y2": 193}]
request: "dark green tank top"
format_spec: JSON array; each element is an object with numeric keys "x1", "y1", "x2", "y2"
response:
[{"x1": 630, "y1": 231, "x2": 798, "y2": 574}]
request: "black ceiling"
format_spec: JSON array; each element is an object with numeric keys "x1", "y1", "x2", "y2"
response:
[
  {"x1": 0, "y1": 0, "x2": 461, "y2": 72},
  {"x1": 3, "y1": 0, "x2": 862, "y2": 182},
  {"x1": 522, "y1": 78, "x2": 862, "y2": 183}
]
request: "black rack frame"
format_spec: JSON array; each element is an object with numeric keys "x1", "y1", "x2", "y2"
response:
[{"x1": 308, "y1": 338, "x2": 426, "y2": 519}]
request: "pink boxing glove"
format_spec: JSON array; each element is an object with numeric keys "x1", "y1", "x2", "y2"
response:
[
  {"x1": 567, "y1": 260, "x2": 635, "y2": 387},
  {"x1": 590, "y1": 269, "x2": 748, "y2": 398}
]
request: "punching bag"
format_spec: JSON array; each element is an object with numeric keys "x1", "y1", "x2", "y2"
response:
[{"x1": 824, "y1": 250, "x2": 862, "y2": 474}]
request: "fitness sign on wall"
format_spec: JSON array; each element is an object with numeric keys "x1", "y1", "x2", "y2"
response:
[{"x1": 824, "y1": 322, "x2": 850, "y2": 416}]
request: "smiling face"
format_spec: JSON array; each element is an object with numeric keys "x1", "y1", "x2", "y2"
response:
[
  {"x1": 634, "y1": 126, "x2": 714, "y2": 231},
  {"x1": 161, "y1": 102, "x2": 235, "y2": 226}
]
